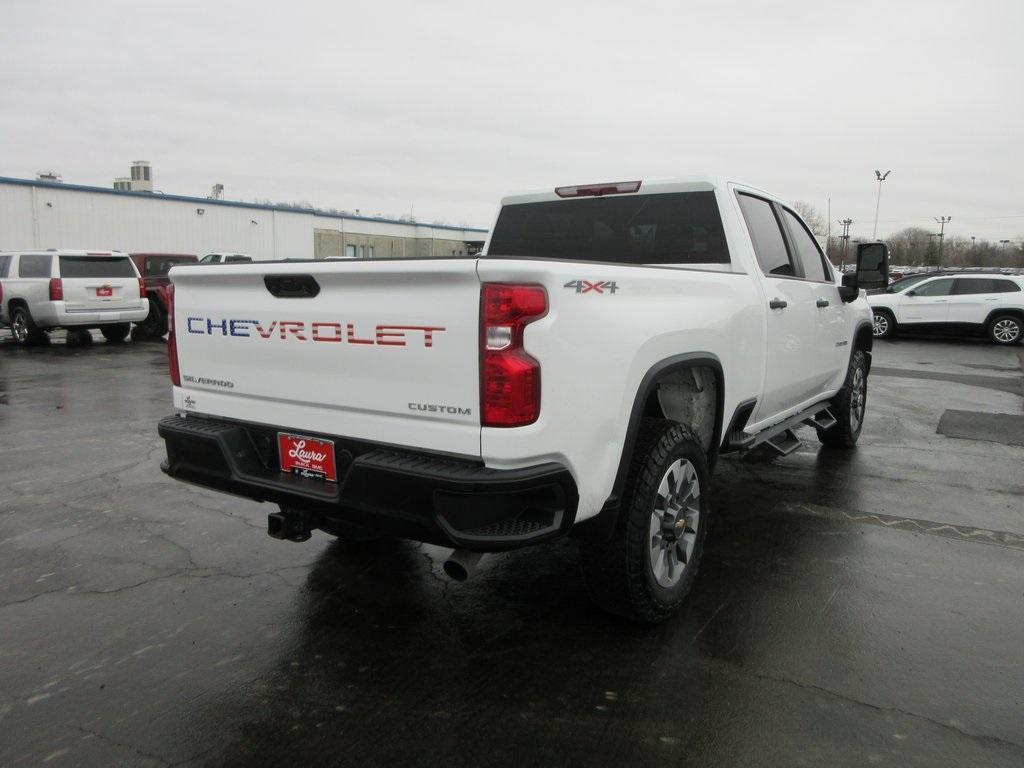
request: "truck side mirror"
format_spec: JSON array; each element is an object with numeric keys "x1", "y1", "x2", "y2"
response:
[
  {"x1": 839, "y1": 272, "x2": 859, "y2": 303},
  {"x1": 855, "y1": 242, "x2": 889, "y2": 291}
]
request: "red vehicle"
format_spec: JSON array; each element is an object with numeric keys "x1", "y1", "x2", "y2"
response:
[{"x1": 130, "y1": 253, "x2": 198, "y2": 338}]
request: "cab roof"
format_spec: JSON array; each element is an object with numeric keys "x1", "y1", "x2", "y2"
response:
[{"x1": 499, "y1": 175, "x2": 777, "y2": 207}]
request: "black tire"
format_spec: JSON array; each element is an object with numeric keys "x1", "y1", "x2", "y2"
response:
[
  {"x1": 818, "y1": 349, "x2": 868, "y2": 448},
  {"x1": 135, "y1": 300, "x2": 166, "y2": 339},
  {"x1": 100, "y1": 323, "x2": 131, "y2": 343},
  {"x1": 10, "y1": 305, "x2": 48, "y2": 346},
  {"x1": 65, "y1": 328, "x2": 94, "y2": 347},
  {"x1": 580, "y1": 418, "x2": 711, "y2": 623},
  {"x1": 872, "y1": 309, "x2": 896, "y2": 339},
  {"x1": 988, "y1": 314, "x2": 1023, "y2": 346}
]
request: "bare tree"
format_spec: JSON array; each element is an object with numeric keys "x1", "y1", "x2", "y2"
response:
[{"x1": 792, "y1": 201, "x2": 827, "y2": 236}]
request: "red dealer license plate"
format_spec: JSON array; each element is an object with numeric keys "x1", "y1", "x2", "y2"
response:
[
  {"x1": 278, "y1": 433, "x2": 337, "y2": 482},
  {"x1": 96, "y1": 285, "x2": 113, "y2": 297}
]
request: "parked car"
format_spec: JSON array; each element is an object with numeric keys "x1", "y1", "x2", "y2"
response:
[
  {"x1": 870, "y1": 273, "x2": 1024, "y2": 344},
  {"x1": 0, "y1": 250, "x2": 149, "y2": 345},
  {"x1": 157, "y1": 176, "x2": 884, "y2": 622},
  {"x1": 199, "y1": 253, "x2": 252, "y2": 264},
  {"x1": 130, "y1": 253, "x2": 198, "y2": 339}
]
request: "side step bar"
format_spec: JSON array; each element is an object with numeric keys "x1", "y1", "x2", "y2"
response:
[{"x1": 726, "y1": 403, "x2": 837, "y2": 456}]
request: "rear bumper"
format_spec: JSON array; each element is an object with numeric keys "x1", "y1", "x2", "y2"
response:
[
  {"x1": 158, "y1": 414, "x2": 578, "y2": 551},
  {"x1": 33, "y1": 300, "x2": 149, "y2": 327}
]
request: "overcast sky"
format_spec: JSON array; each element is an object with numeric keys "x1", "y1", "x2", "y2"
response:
[{"x1": 2, "y1": 0, "x2": 1022, "y2": 240}]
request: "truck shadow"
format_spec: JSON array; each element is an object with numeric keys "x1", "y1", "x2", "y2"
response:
[{"x1": 200, "y1": 450, "x2": 869, "y2": 768}]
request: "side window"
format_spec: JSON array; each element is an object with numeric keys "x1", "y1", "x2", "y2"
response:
[
  {"x1": 781, "y1": 209, "x2": 829, "y2": 281},
  {"x1": 19, "y1": 254, "x2": 53, "y2": 278},
  {"x1": 914, "y1": 278, "x2": 955, "y2": 297},
  {"x1": 737, "y1": 194, "x2": 794, "y2": 276},
  {"x1": 953, "y1": 279, "x2": 995, "y2": 295},
  {"x1": 994, "y1": 279, "x2": 1021, "y2": 293},
  {"x1": 0, "y1": 254, "x2": 10, "y2": 277}
]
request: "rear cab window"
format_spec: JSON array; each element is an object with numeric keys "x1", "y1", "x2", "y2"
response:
[
  {"x1": 486, "y1": 191, "x2": 731, "y2": 266},
  {"x1": 18, "y1": 254, "x2": 53, "y2": 278},
  {"x1": 59, "y1": 256, "x2": 138, "y2": 278}
]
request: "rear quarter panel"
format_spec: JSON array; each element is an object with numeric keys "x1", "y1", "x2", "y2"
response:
[{"x1": 477, "y1": 259, "x2": 763, "y2": 521}]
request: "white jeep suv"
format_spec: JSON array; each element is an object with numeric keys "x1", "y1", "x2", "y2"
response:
[
  {"x1": 0, "y1": 250, "x2": 149, "y2": 345},
  {"x1": 870, "y1": 273, "x2": 1024, "y2": 345}
]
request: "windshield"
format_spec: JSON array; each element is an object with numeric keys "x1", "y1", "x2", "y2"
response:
[
  {"x1": 200, "y1": 254, "x2": 219, "y2": 263},
  {"x1": 486, "y1": 191, "x2": 731, "y2": 265},
  {"x1": 59, "y1": 255, "x2": 137, "y2": 278}
]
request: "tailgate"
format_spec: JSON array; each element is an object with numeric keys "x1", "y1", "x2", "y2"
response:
[
  {"x1": 171, "y1": 259, "x2": 483, "y2": 458},
  {"x1": 59, "y1": 255, "x2": 141, "y2": 310}
]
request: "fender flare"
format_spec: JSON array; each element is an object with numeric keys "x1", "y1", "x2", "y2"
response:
[
  {"x1": 983, "y1": 307, "x2": 1024, "y2": 329},
  {"x1": 573, "y1": 352, "x2": 724, "y2": 543}
]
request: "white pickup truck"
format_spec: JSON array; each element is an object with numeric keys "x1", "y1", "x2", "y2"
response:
[{"x1": 158, "y1": 176, "x2": 887, "y2": 622}]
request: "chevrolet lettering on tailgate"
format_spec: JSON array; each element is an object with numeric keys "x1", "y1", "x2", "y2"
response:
[{"x1": 186, "y1": 317, "x2": 445, "y2": 347}]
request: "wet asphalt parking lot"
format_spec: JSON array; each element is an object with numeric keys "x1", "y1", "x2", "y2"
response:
[{"x1": 1, "y1": 331, "x2": 1022, "y2": 767}]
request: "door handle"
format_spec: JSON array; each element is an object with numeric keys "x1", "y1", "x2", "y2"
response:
[
  {"x1": 769, "y1": 298, "x2": 788, "y2": 310},
  {"x1": 816, "y1": 298, "x2": 830, "y2": 308}
]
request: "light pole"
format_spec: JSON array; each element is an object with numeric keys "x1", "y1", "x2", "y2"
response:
[
  {"x1": 838, "y1": 218, "x2": 853, "y2": 270},
  {"x1": 873, "y1": 170, "x2": 891, "y2": 239},
  {"x1": 934, "y1": 216, "x2": 952, "y2": 266}
]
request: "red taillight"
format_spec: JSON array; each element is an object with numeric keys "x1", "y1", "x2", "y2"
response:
[
  {"x1": 167, "y1": 283, "x2": 181, "y2": 386},
  {"x1": 49, "y1": 278, "x2": 63, "y2": 301},
  {"x1": 554, "y1": 180, "x2": 641, "y2": 198},
  {"x1": 138, "y1": 277, "x2": 146, "y2": 298},
  {"x1": 480, "y1": 284, "x2": 547, "y2": 427}
]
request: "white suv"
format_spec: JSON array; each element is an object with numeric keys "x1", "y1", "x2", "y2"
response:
[
  {"x1": 870, "y1": 273, "x2": 1024, "y2": 344},
  {"x1": 0, "y1": 250, "x2": 149, "y2": 346}
]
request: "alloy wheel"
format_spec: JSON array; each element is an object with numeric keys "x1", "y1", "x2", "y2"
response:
[
  {"x1": 872, "y1": 313, "x2": 889, "y2": 337},
  {"x1": 12, "y1": 312, "x2": 28, "y2": 344},
  {"x1": 649, "y1": 458, "x2": 701, "y2": 588},
  {"x1": 993, "y1": 319, "x2": 1021, "y2": 344},
  {"x1": 850, "y1": 366, "x2": 866, "y2": 432}
]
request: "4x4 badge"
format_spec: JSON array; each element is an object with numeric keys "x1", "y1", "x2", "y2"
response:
[{"x1": 563, "y1": 280, "x2": 619, "y2": 294}]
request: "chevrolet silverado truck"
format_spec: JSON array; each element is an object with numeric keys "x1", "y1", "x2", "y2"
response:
[{"x1": 157, "y1": 177, "x2": 888, "y2": 622}]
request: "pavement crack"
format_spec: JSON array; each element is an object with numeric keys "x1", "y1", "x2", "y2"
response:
[
  {"x1": 73, "y1": 725, "x2": 173, "y2": 766},
  {"x1": 752, "y1": 672, "x2": 1024, "y2": 754}
]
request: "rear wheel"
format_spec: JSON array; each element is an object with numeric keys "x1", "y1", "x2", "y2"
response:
[
  {"x1": 818, "y1": 349, "x2": 868, "y2": 448},
  {"x1": 65, "y1": 328, "x2": 93, "y2": 347},
  {"x1": 580, "y1": 419, "x2": 710, "y2": 623},
  {"x1": 988, "y1": 315, "x2": 1022, "y2": 345},
  {"x1": 872, "y1": 309, "x2": 895, "y2": 339},
  {"x1": 135, "y1": 301, "x2": 166, "y2": 339},
  {"x1": 100, "y1": 323, "x2": 131, "y2": 343},
  {"x1": 10, "y1": 306, "x2": 48, "y2": 346}
]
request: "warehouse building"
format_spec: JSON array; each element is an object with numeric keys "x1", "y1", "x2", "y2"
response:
[{"x1": 0, "y1": 175, "x2": 488, "y2": 260}]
